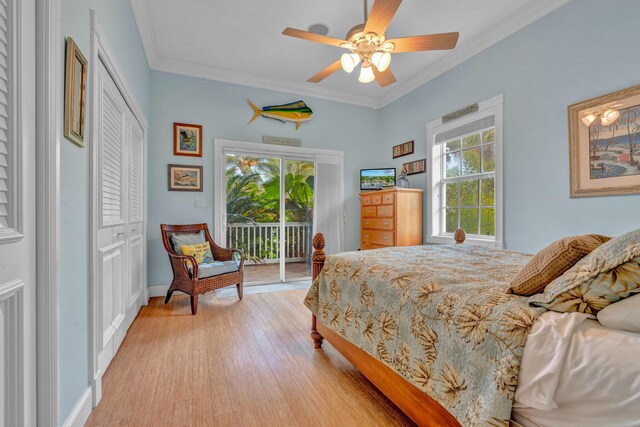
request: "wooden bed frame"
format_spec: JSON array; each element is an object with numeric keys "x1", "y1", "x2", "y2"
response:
[{"x1": 309, "y1": 233, "x2": 461, "y2": 427}]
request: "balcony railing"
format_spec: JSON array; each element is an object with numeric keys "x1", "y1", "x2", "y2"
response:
[{"x1": 226, "y1": 222, "x2": 313, "y2": 264}]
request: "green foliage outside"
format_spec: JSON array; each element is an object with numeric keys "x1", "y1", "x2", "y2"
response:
[
  {"x1": 444, "y1": 129, "x2": 496, "y2": 237},
  {"x1": 225, "y1": 155, "x2": 314, "y2": 262}
]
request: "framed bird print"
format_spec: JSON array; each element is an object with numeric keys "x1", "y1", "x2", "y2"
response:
[{"x1": 173, "y1": 123, "x2": 203, "y2": 157}]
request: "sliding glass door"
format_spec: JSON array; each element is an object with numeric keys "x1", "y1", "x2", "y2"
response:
[
  {"x1": 224, "y1": 152, "x2": 315, "y2": 285},
  {"x1": 284, "y1": 159, "x2": 315, "y2": 282}
]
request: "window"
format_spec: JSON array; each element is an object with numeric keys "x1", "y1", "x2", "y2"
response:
[{"x1": 427, "y1": 95, "x2": 503, "y2": 246}]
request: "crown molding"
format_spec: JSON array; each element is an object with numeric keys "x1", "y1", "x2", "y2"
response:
[
  {"x1": 130, "y1": 0, "x2": 572, "y2": 109},
  {"x1": 151, "y1": 55, "x2": 377, "y2": 107},
  {"x1": 374, "y1": 0, "x2": 573, "y2": 108},
  {"x1": 130, "y1": 0, "x2": 158, "y2": 65}
]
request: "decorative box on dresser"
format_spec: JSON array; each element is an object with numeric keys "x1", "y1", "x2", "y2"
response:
[{"x1": 360, "y1": 188, "x2": 423, "y2": 250}]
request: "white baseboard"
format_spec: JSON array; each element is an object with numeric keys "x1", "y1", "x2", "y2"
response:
[
  {"x1": 62, "y1": 387, "x2": 92, "y2": 427},
  {"x1": 148, "y1": 284, "x2": 169, "y2": 298}
]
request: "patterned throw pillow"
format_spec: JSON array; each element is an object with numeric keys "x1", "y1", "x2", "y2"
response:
[
  {"x1": 529, "y1": 229, "x2": 640, "y2": 314},
  {"x1": 509, "y1": 234, "x2": 610, "y2": 296},
  {"x1": 171, "y1": 231, "x2": 205, "y2": 255},
  {"x1": 181, "y1": 242, "x2": 214, "y2": 264}
]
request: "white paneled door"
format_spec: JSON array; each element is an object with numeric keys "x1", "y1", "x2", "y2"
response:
[
  {"x1": 0, "y1": 0, "x2": 36, "y2": 425},
  {"x1": 94, "y1": 58, "x2": 145, "y2": 385}
]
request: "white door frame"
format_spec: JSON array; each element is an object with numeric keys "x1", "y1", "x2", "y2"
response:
[
  {"x1": 88, "y1": 11, "x2": 148, "y2": 407},
  {"x1": 36, "y1": 0, "x2": 61, "y2": 424},
  {"x1": 213, "y1": 139, "x2": 343, "y2": 282}
]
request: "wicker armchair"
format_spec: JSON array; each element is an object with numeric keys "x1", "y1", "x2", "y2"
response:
[{"x1": 160, "y1": 223, "x2": 244, "y2": 314}]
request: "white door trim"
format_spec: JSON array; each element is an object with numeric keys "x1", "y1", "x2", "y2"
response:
[
  {"x1": 88, "y1": 10, "x2": 148, "y2": 407},
  {"x1": 35, "y1": 0, "x2": 61, "y2": 424}
]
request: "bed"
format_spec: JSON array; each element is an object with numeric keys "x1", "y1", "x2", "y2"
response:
[{"x1": 305, "y1": 233, "x2": 640, "y2": 427}]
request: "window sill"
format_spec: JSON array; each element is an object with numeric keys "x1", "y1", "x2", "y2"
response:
[{"x1": 427, "y1": 235, "x2": 503, "y2": 248}]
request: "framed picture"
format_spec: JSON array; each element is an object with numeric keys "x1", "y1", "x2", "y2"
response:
[
  {"x1": 568, "y1": 84, "x2": 640, "y2": 197},
  {"x1": 64, "y1": 37, "x2": 88, "y2": 147},
  {"x1": 173, "y1": 123, "x2": 203, "y2": 157},
  {"x1": 168, "y1": 164, "x2": 203, "y2": 191},
  {"x1": 393, "y1": 140, "x2": 414, "y2": 158},
  {"x1": 403, "y1": 159, "x2": 426, "y2": 175}
]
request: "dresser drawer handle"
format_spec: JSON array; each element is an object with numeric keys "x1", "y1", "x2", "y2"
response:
[
  {"x1": 383, "y1": 237, "x2": 389, "y2": 240},
  {"x1": 383, "y1": 222, "x2": 389, "y2": 226},
  {"x1": 365, "y1": 234, "x2": 370, "y2": 238}
]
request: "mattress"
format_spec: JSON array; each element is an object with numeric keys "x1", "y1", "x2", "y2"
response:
[{"x1": 513, "y1": 311, "x2": 640, "y2": 426}]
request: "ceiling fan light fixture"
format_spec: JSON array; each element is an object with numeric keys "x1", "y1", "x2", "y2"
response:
[
  {"x1": 381, "y1": 41, "x2": 395, "y2": 52},
  {"x1": 371, "y1": 51, "x2": 391, "y2": 72},
  {"x1": 341, "y1": 53, "x2": 361, "y2": 73},
  {"x1": 358, "y1": 64, "x2": 375, "y2": 83}
]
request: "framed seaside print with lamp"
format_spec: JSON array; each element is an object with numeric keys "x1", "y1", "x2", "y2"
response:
[{"x1": 569, "y1": 84, "x2": 640, "y2": 197}]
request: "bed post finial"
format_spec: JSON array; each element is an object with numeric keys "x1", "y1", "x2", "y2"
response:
[
  {"x1": 311, "y1": 233, "x2": 325, "y2": 349},
  {"x1": 454, "y1": 229, "x2": 466, "y2": 244},
  {"x1": 312, "y1": 233, "x2": 326, "y2": 279}
]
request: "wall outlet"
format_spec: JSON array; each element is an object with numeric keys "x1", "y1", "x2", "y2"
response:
[{"x1": 195, "y1": 198, "x2": 206, "y2": 208}]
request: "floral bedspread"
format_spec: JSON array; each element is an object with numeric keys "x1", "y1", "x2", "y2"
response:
[{"x1": 304, "y1": 245, "x2": 546, "y2": 426}]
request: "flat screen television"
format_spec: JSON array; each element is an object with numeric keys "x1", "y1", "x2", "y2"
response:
[{"x1": 360, "y1": 168, "x2": 396, "y2": 190}]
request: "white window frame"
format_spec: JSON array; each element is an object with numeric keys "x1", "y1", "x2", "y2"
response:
[{"x1": 426, "y1": 95, "x2": 504, "y2": 247}]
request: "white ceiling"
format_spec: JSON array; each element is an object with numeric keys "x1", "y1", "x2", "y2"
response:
[{"x1": 131, "y1": 0, "x2": 571, "y2": 108}]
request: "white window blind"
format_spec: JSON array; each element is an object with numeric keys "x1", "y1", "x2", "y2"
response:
[{"x1": 435, "y1": 116, "x2": 495, "y2": 144}]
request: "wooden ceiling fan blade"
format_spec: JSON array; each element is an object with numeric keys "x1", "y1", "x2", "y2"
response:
[
  {"x1": 386, "y1": 32, "x2": 459, "y2": 53},
  {"x1": 373, "y1": 67, "x2": 396, "y2": 87},
  {"x1": 307, "y1": 59, "x2": 342, "y2": 83},
  {"x1": 282, "y1": 27, "x2": 349, "y2": 48},
  {"x1": 363, "y1": 0, "x2": 402, "y2": 36}
]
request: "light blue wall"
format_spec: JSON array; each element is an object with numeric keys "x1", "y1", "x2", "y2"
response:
[
  {"x1": 379, "y1": 0, "x2": 640, "y2": 253},
  {"x1": 58, "y1": 0, "x2": 640, "y2": 421},
  {"x1": 147, "y1": 71, "x2": 380, "y2": 287},
  {"x1": 60, "y1": 0, "x2": 149, "y2": 423}
]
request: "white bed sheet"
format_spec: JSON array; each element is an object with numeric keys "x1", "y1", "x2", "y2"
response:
[{"x1": 513, "y1": 311, "x2": 640, "y2": 427}]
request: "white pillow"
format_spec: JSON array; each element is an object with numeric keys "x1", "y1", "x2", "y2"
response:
[{"x1": 597, "y1": 293, "x2": 640, "y2": 333}]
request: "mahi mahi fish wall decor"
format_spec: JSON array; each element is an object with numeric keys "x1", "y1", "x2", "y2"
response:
[{"x1": 247, "y1": 99, "x2": 314, "y2": 130}]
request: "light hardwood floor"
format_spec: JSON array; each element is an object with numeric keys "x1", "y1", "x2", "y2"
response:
[
  {"x1": 86, "y1": 289, "x2": 414, "y2": 427},
  {"x1": 243, "y1": 261, "x2": 311, "y2": 284}
]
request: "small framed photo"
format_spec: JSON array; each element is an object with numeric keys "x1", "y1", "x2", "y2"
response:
[
  {"x1": 168, "y1": 164, "x2": 203, "y2": 191},
  {"x1": 393, "y1": 140, "x2": 414, "y2": 158},
  {"x1": 568, "y1": 84, "x2": 640, "y2": 197},
  {"x1": 403, "y1": 159, "x2": 426, "y2": 175},
  {"x1": 64, "y1": 37, "x2": 88, "y2": 147},
  {"x1": 173, "y1": 123, "x2": 203, "y2": 157}
]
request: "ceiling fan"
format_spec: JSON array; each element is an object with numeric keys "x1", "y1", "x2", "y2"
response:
[{"x1": 282, "y1": 0, "x2": 460, "y2": 87}]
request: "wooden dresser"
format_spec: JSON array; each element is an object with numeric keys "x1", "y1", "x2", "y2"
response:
[{"x1": 360, "y1": 188, "x2": 423, "y2": 250}]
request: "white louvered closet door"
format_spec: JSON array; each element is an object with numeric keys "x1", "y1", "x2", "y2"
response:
[
  {"x1": 0, "y1": 0, "x2": 36, "y2": 424},
  {"x1": 127, "y1": 117, "x2": 144, "y2": 309},
  {"x1": 96, "y1": 59, "x2": 130, "y2": 375}
]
